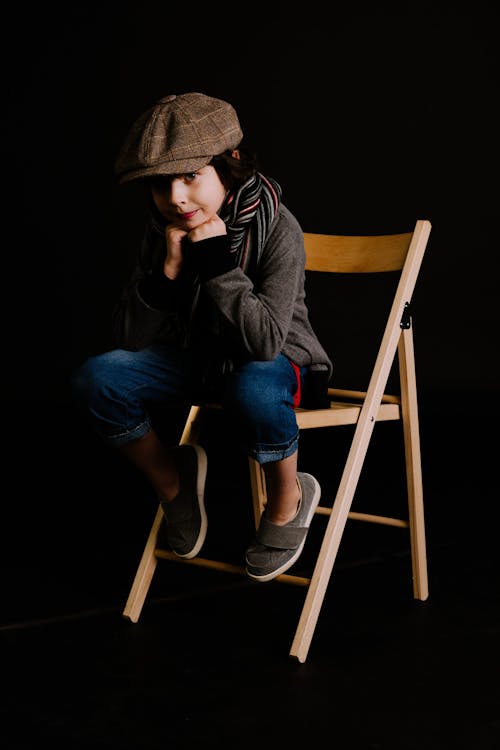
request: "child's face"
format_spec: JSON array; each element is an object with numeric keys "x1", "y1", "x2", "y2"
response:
[{"x1": 150, "y1": 166, "x2": 227, "y2": 230}]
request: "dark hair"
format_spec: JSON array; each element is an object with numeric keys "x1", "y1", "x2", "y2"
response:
[{"x1": 209, "y1": 147, "x2": 258, "y2": 191}]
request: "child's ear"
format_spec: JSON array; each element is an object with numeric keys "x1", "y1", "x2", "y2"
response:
[{"x1": 231, "y1": 149, "x2": 240, "y2": 160}]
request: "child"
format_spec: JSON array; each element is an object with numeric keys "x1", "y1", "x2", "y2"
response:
[{"x1": 72, "y1": 92, "x2": 333, "y2": 582}]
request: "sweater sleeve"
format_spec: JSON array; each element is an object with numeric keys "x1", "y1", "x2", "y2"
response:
[
  {"x1": 200, "y1": 206, "x2": 304, "y2": 361},
  {"x1": 198, "y1": 204, "x2": 333, "y2": 376}
]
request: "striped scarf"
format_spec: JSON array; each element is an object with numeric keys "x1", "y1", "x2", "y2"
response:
[{"x1": 219, "y1": 172, "x2": 282, "y2": 274}]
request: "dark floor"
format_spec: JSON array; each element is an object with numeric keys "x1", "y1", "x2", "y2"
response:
[{"x1": 2, "y1": 395, "x2": 499, "y2": 750}]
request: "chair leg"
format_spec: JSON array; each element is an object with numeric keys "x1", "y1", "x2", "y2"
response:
[
  {"x1": 122, "y1": 506, "x2": 163, "y2": 622},
  {"x1": 398, "y1": 329, "x2": 429, "y2": 601},
  {"x1": 122, "y1": 405, "x2": 206, "y2": 622},
  {"x1": 180, "y1": 404, "x2": 205, "y2": 446},
  {"x1": 248, "y1": 457, "x2": 267, "y2": 529},
  {"x1": 289, "y1": 404, "x2": 380, "y2": 662}
]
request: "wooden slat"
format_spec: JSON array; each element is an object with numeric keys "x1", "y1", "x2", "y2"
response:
[
  {"x1": 304, "y1": 232, "x2": 413, "y2": 273},
  {"x1": 328, "y1": 388, "x2": 401, "y2": 404},
  {"x1": 154, "y1": 550, "x2": 310, "y2": 586},
  {"x1": 295, "y1": 401, "x2": 400, "y2": 429},
  {"x1": 315, "y1": 505, "x2": 409, "y2": 528}
]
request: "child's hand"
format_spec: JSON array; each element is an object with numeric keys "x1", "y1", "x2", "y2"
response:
[
  {"x1": 187, "y1": 215, "x2": 227, "y2": 243},
  {"x1": 164, "y1": 224, "x2": 187, "y2": 279}
]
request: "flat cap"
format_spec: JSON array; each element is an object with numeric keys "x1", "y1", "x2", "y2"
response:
[{"x1": 115, "y1": 92, "x2": 243, "y2": 183}]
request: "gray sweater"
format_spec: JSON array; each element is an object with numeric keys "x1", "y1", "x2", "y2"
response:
[{"x1": 112, "y1": 203, "x2": 333, "y2": 385}]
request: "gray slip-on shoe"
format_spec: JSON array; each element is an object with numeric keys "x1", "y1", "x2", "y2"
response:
[
  {"x1": 245, "y1": 472, "x2": 321, "y2": 582},
  {"x1": 160, "y1": 444, "x2": 208, "y2": 559}
]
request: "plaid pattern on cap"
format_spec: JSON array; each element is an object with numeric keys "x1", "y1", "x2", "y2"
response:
[{"x1": 115, "y1": 92, "x2": 243, "y2": 183}]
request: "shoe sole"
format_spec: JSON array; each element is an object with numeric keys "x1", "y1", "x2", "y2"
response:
[
  {"x1": 175, "y1": 444, "x2": 208, "y2": 559},
  {"x1": 246, "y1": 473, "x2": 321, "y2": 582}
]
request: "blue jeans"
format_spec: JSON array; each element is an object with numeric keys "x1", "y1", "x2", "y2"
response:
[{"x1": 71, "y1": 345, "x2": 304, "y2": 464}]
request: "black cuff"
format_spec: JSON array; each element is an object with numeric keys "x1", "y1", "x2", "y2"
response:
[
  {"x1": 301, "y1": 367, "x2": 331, "y2": 409},
  {"x1": 191, "y1": 235, "x2": 238, "y2": 281}
]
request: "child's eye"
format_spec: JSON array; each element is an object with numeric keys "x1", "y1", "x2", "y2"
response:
[{"x1": 183, "y1": 172, "x2": 198, "y2": 182}]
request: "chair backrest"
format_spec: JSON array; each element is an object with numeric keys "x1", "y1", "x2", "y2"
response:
[
  {"x1": 303, "y1": 230, "x2": 415, "y2": 274},
  {"x1": 302, "y1": 220, "x2": 431, "y2": 389}
]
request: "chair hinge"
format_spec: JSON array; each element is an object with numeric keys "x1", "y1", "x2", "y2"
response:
[{"x1": 400, "y1": 302, "x2": 412, "y2": 329}]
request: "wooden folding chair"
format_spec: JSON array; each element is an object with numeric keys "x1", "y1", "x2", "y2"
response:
[{"x1": 123, "y1": 218, "x2": 432, "y2": 663}]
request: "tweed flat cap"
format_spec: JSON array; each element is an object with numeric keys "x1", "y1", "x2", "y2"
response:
[{"x1": 115, "y1": 92, "x2": 243, "y2": 183}]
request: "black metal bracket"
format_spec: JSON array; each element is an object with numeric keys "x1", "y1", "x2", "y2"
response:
[{"x1": 400, "y1": 301, "x2": 412, "y2": 329}]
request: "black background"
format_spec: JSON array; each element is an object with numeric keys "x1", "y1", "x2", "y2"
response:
[
  {"x1": 1, "y1": 0, "x2": 498, "y2": 619},
  {"x1": 4, "y1": 0, "x2": 498, "y2": 400}
]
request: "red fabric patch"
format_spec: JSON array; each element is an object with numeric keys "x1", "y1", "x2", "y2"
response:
[{"x1": 290, "y1": 361, "x2": 302, "y2": 407}]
